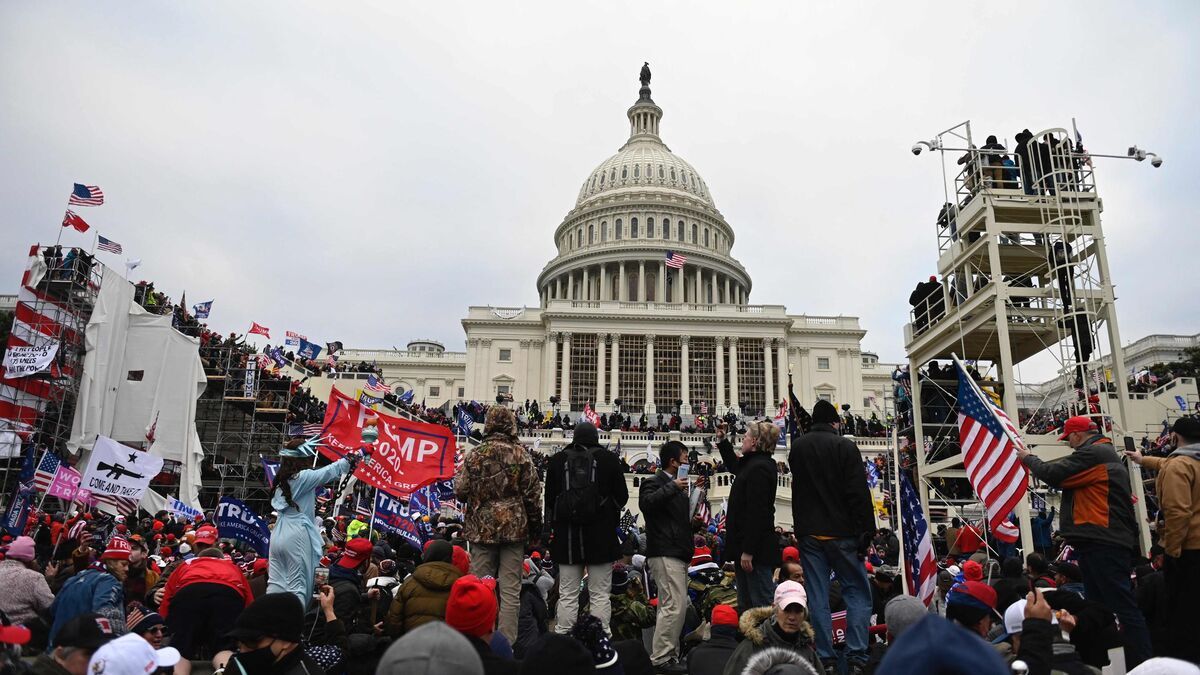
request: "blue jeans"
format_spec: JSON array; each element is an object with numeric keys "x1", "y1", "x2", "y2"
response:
[
  {"x1": 735, "y1": 561, "x2": 775, "y2": 612},
  {"x1": 799, "y1": 536, "x2": 871, "y2": 664},
  {"x1": 1074, "y1": 542, "x2": 1153, "y2": 668}
]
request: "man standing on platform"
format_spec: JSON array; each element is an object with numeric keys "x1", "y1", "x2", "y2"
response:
[
  {"x1": 1125, "y1": 416, "x2": 1200, "y2": 663},
  {"x1": 1018, "y1": 415, "x2": 1152, "y2": 667},
  {"x1": 788, "y1": 399, "x2": 875, "y2": 675},
  {"x1": 638, "y1": 440, "x2": 692, "y2": 673}
]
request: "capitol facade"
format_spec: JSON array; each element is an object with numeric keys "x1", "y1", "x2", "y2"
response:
[{"x1": 346, "y1": 74, "x2": 894, "y2": 417}]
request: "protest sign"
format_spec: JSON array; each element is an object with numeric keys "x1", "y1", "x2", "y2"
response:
[
  {"x1": 47, "y1": 465, "x2": 84, "y2": 501},
  {"x1": 2, "y1": 344, "x2": 58, "y2": 378},
  {"x1": 317, "y1": 388, "x2": 457, "y2": 499},
  {"x1": 169, "y1": 497, "x2": 203, "y2": 520}
]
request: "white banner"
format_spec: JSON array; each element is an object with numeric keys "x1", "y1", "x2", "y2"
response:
[
  {"x1": 168, "y1": 496, "x2": 202, "y2": 520},
  {"x1": 81, "y1": 436, "x2": 164, "y2": 503},
  {"x1": 284, "y1": 330, "x2": 306, "y2": 348},
  {"x1": 2, "y1": 344, "x2": 58, "y2": 378}
]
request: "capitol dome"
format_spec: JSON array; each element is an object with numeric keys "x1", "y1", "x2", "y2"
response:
[{"x1": 538, "y1": 72, "x2": 752, "y2": 307}]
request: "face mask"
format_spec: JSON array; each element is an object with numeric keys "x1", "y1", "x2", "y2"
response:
[{"x1": 228, "y1": 645, "x2": 277, "y2": 675}]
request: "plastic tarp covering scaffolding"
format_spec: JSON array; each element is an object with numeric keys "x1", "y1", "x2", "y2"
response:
[{"x1": 69, "y1": 273, "x2": 207, "y2": 509}]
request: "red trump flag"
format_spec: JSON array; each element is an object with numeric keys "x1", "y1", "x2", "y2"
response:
[{"x1": 316, "y1": 387, "x2": 456, "y2": 499}]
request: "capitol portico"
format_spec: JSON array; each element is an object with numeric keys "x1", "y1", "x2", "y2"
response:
[{"x1": 345, "y1": 70, "x2": 893, "y2": 418}]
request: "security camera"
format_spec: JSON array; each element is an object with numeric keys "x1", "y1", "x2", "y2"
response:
[
  {"x1": 1151, "y1": 155, "x2": 1163, "y2": 168},
  {"x1": 911, "y1": 144, "x2": 923, "y2": 156}
]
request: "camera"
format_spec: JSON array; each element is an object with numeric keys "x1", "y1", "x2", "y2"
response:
[
  {"x1": 1151, "y1": 156, "x2": 1163, "y2": 168},
  {"x1": 911, "y1": 144, "x2": 923, "y2": 156}
]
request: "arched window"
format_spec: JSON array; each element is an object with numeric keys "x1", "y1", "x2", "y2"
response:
[
  {"x1": 663, "y1": 218, "x2": 670, "y2": 239},
  {"x1": 646, "y1": 272, "x2": 656, "y2": 301},
  {"x1": 599, "y1": 172, "x2": 605, "y2": 186},
  {"x1": 678, "y1": 220, "x2": 685, "y2": 241},
  {"x1": 631, "y1": 217, "x2": 639, "y2": 238},
  {"x1": 590, "y1": 176, "x2": 596, "y2": 190},
  {"x1": 633, "y1": 164, "x2": 640, "y2": 178},
  {"x1": 621, "y1": 166, "x2": 628, "y2": 179},
  {"x1": 588, "y1": 224, "x2": 594, "y2": 244},
  {"x1": 691, "y1": 223, "x2": 698, "y2": 243},
  {"x1": 647, "y1": 217, "x2": 654, "y2": 238},
  {"x1": 610, "y1": 168, "x2": 616, "y2": 182},
  {"x1": 600, "y1": 221, "x2": 607, "y2": 242},
  {"x1": 670, "y1": 167, "x2": 676, "y2": 181},
  {"x1": 578, "y1": 228, "x2": 583, "y2": 247},
  {"x1": 568, "y1": 233, "x2": 573, "y2": 249},
  {"x1": 616, "y1": 218, "x2": 623, "y2": 240},
  {"x1": 704, "y1": 228, "x2": 710, "y2": 247},
  {"x1": 658, "y1": 165, "x2": 664, "y2": 179}
]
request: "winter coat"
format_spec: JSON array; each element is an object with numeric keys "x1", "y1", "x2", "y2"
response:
[
  {"x1": 788, "y1": 424, "x2": 875, "y2": 539},
  {"x1": 0, "y1": 559, "x2": 54, "y2": 625},
  {"x1": 30, "y1": 654, "x2": 73, "y2": 675},
  {"x1": 384, "y1": 560, "x2": 462, "y2": 636},
  {"x1": 468, "y1": 635, "x2": 521, "y2": 675},
  {"x1": 722, "y1": 606, "x2": 823, "y2": 675},
  {"x1": 159, "y1": 556, "x2": 254, "y2": 618},
  {"x1": 638, "y1": 469, "x2": 693, "y2": 561},
  {"x1": 719, "y1": 440, "x2": 779, "y2": 565},
  {"x1": 48, "y1": 569, "x2": 126, "y2": 646},
  {"x1": 1021, "y1": 434, "x2": 1139, "y2": 551},
  {"x1": 609, "y1": 592, "x2": 655, "y2": 642},
  {"x1": 686, "y1": 625, "x2": 739, "y2": 675},
  {"x1": 456, "y1": 430, "x2": 543, "y2": 545},
  {"x1": 514, "y1": 577, "x2": 548, "y2": 659},
  {"x1": 544, "y1": 441, "x2": 629, "y2": 565},
  {"x1": 1015, "y1": 617, "x2": 1100, "y2": 675},
  {"x1": 1140, "y1": 443, "x2": 1200, "y2": 557}
]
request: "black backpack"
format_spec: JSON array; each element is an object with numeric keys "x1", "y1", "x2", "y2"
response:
[{"x1": 554, "y1": 446, "x2": 601, "y2": 525}]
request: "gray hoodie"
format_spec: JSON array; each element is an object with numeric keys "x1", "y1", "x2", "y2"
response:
[{"x1": 377, "y1": 621, "x2": 483, "y2": 675}]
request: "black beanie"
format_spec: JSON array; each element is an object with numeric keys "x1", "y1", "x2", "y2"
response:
[
  {"x1": 423, "y1": 539, "x2": 453, "y2": 563},
  {"x1": 520, "y1": 634, "x2": 597, "y2": 675},
  {"x1": 812, "y1": 400, "x2": 839, "y2": 424},
  {"x1": 227, "y1": 592, "x2": 305, "y2": 643}
]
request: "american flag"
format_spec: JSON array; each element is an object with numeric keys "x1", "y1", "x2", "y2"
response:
[
  {"x1": 619, "y1": 509, "x2": 639, "y2": 530},
  {"x1": 354, "y1": 491, "x2": 374, "y2": 519},
  {"x1": 583, "y1": 403, "x2": 599, "y2": 426},
  {"x1": 302, "y1": 422, "x2": 325, "y2": 437},
  {"x1": 97, "y1": 235, "x2": 122, "y2": 254},
  {"x1": 994, "y1": 518, "x2": 1019, "y2": 544},
  {"x1": 92, "y1": 493, "x2": 139, "y2": 516},
  {"x1": 32, "y1": 452, "x2": 63, "y2": 493},
  {"x1": 665, "y1": 251, "x2": 687, "y2": 269},
  {"x1": 68, "y1": 183, "x2": 104, "y2": 206},
  {"x1": 899, "y1": 471, "x2": 937, "y2": 606},
  {"x1": 953, "y1": 358, "x2": 1028, "y2": 535},
  {"x1": 365, "y1": 375, "x2": 389, "y2": 394}
]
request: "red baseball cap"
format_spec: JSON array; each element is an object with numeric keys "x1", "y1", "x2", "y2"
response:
[
  {"x1": 194, "y1": 525, "x2": 218, "y2": 545},
  {"x1": 1058, "y1": 416, "x2": 1097, "y2": 440},
  {"x1": 782, "y1": 546, "x2": 800, "y2": 563},
  {"x1": 337, "y1": 538, "x2": 374, "y2": 569}
]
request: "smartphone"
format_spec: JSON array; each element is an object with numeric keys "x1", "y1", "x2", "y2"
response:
[{"x1": 678, "y1": 464, "x2": 690, "y2": 479}]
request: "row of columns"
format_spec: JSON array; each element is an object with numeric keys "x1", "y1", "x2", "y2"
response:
[
  {"x1": 546, "y1": 332, "x2": 789, "y2": 414},
  {"x1": 543, "y1": 260, "x2": 747, "y2": 306}
]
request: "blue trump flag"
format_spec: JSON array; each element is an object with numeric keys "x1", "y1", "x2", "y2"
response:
[
  {"x1": 3, "y1": 446, "x2": 37, "y2": 537},
  {"x1": 217, "y1": 496, "x2": 271, "y2": 556},
  {"x1": 371, "y1": 491, "x2": 425, "y2": 550},
  {"x1": 297, "y1": 339, "x2": 322, "y2": 361},
  {"x1": 398, "y1": 389, "x2": 414, "y2": 404}
]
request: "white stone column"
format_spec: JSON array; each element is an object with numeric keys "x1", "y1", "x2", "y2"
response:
[
  {"x1": 555, "y1": 277, "x2": 562, "y2": 300},
  {"x1": 693, "y1": 268, "x2": 701, "y2": 306},
  {"x1": 610, "y1": 333, "x2": 621, "y2": 405},
  {"x1": 600, "y1": 265, "x2": 608, "y2": 301},
  {"x1": 582, "y1": 267, "x2": 590, "y2": 301},
  {"x1": 465, "y1": 338, "x2": 478, "y2": 398},
  {"x1": 763, "y1": 337, "x2": 774, "y2": 414},
  {"x1": 724, "y1": 277, "x2": 731, "y2": 305},
  {"x1": 543, "y1": 332, "x2": 558, "y2": 408},
  {"x1": 777, "y1": 339, "x2": 788, "y2": 405},
  {"x1": 638, "y1": 261, "x2": 646, "y2": 302},
  {"x1": 645, "y1": 334, "x2": 656, "y2": 414},
  {"x1": 596, "y1": 333, "x2": 607, "y2": 408},
  {"x1": 676, "y1": 266, "x2": 684, "y2": 303},
  {"x1": 680, "y1": 334, "x2": 692, "y2": 415},
  {"x1": 519, "y1": 340, "x2": 531, "y2": 402},
  {"x1": 560, "y1": 332, "x2": 572, "y2": 411},
  {"x1": 715, "y1": 337, "x2": 726, "y2": 414},
  {"x1": 478, "y1": 339, "x2": 492, "y2": 400},
  {"x1": 566, "y1": 273, "x2": 574, "y2": 301},
  {"x1": 656, "y1": 261, "x2": 665, "y2": 302},
  {"x1": 729, "y1": 336, "x2": 740, "y2": 414},
  {"x1": 710, "y1": 271, "x2": 718, "y2": 305},
  {"x1": 619, "y1": 263, "x2": 627, "y2": 302}
]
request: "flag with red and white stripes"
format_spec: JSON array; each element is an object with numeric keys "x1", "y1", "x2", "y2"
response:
[
  {"x1": 583, "y1": 403, "x2": 599, "y2": 426},
  {"x1": 953, "y1": 357, "x2": 1028, "y2": 536},
  {"x1": 32, "y1": 452, "x2": 63, "y2": 493},
  {"x1": 994, "y1": 518, "x2": 1020, "y2": 544},
  {"x1": 68, "y1": 183, "x2": 104, "y2": 207},
  {"x1": 900, "y1": 471, "x2": 937, "y2": 606}
]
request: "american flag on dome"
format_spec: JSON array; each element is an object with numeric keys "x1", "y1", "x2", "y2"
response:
[
  {"x1": 32, "y1": 452, "x2": 63, "y2": 493},
  {"x1": 899, "y1": 471, "x2": 937, "y2": 606},
  {"x1": 97, "y1": 235, "x2": 122, "y2": 254},
  {"x1": 953, "y1": 356, "x2": 1029, "y2": 536},
  {"x1": 68, "y1": 183, "x2": 104, "y2": 206},
  {"x1": 665, "y1": 251, "x2": 687, "y2": 269},
  {"x1": 365, "y1": 375, "x2": 389, "y2": 394}
]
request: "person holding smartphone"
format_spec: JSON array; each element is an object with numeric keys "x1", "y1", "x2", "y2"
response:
[{"x1": 638, "y1": 440, "x2": 692, "y2": 673}]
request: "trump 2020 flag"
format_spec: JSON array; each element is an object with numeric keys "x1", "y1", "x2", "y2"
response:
[
  {"x1": 371, "y1": 491, "x2": 424, "y2": 550},
  {"x1": 192, "y1": 300, "x2": 213, "y2": 319},
  {"x1": 217, "y1": 496, "x2": 271, "y2": 555},
  {"x1": 297, "y1": 339, "x2": 322, "y2": 361}
]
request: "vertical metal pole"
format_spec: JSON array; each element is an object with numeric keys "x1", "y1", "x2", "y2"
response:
[
  {"x1": 909, "y1": 361, "x2": 933, "y2": 529},
  {"x1": 891, "y1": 421, "x2": 909, "y2": 596}
]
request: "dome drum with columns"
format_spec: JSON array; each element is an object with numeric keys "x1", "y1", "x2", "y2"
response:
[{"x1": 336, "y1": 67, "x2": 891, "y2": 419}]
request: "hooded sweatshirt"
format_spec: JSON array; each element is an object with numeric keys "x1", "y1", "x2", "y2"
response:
[{"x1": 1140, "y1": 442, "x2": 1200, "y2": 557}]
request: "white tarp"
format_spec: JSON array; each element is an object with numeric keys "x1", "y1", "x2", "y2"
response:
[{"x1": 70, "y1": 273, "x2": 208, "y2": 508}]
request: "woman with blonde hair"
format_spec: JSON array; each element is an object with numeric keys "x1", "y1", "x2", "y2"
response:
[{"x1": 717, "y1": 419, "x2": 781, "y2": 611}]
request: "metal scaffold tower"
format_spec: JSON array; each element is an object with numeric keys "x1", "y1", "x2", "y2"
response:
[{"x1": 904, "y1": 121, "x2": 1160, "y2": 554}]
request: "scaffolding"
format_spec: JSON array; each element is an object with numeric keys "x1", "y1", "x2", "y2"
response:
[
  {"x1": 0, "y1": 245, "x2": 102, "y2": 504},
  {"x1": 904, "y1": 121, "x2": 1152, "y2": 554}
]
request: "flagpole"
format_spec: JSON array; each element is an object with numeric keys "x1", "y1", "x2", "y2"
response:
[
  {"x1": 891, "y1": 422, "x2": 909, "y2": 596},
  {"x1": 368, "y1": 486, "x2": 378, "y2": 540}
]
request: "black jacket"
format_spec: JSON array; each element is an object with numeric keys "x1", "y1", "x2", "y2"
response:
[
  {"x1": 638, "y1": 469, "x2": 693, "y2": 562},
  {"x1": 544, "y1": 442, "x2": 629, "y2": 565},
  {"x1": 719, "y1": 439, "x2": 778, "y2": 564},
  {"x1": 788, "y1": 424, "x2": 875, "y2": 539},
  {"x1": 685, "y1": 625, "x2": 739, "y2": 675},
  {"x1": 468, "y1": 635, "x2": 520, "y2": 675}
]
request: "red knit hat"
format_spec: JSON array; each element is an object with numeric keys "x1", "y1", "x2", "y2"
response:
[
  {"x1": 711, "y1": 604, "x2": 738, "y2": 627},
  {"x1": 445, "y1": 575, "x2": 498, "y2": 638},
  {"x1": 962, "y1": 560, "x2": 983, "y2": 582},
  {"x1": 452, "y1": 545, "x2": 471, "y2": 575},
  {"x1": 101, "y1": 537, "x2": 132, "y2": 561}
]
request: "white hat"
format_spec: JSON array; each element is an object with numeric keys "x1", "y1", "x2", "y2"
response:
[
  {"x1": 178, "y1": 543, "x2": 192, "y2": 556},
  {"x1": 774, "y1": 580, "x2": 808, "y2": 610},
  {"x1": 88, "y1": 634, "x2": 180, "y2": 675},
  {"x1": 1003, "y1": 598, "x2": 1057, "y2": 636}
]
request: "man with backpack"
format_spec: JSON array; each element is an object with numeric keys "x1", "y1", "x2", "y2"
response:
[{"x1": 544, "y1": 421, "x2": 628, "y2": 634}]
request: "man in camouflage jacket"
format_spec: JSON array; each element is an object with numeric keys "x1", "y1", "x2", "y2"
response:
[{"x1": 456, "y1": 405, "x2": 543, "y2": 644}]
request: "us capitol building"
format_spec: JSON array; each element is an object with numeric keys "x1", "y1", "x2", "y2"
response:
[{"x1": 344, "y1": 69, "x2": 895, "y2": 418}]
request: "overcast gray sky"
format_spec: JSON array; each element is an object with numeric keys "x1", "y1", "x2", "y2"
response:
[{"x1": 2, "y1": 2, "x2": 1196, "y2": 381}]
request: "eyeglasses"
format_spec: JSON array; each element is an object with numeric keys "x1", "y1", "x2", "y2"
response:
[{"x1": 146, "y1": 626, "x2": 168, "y2": 635}]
